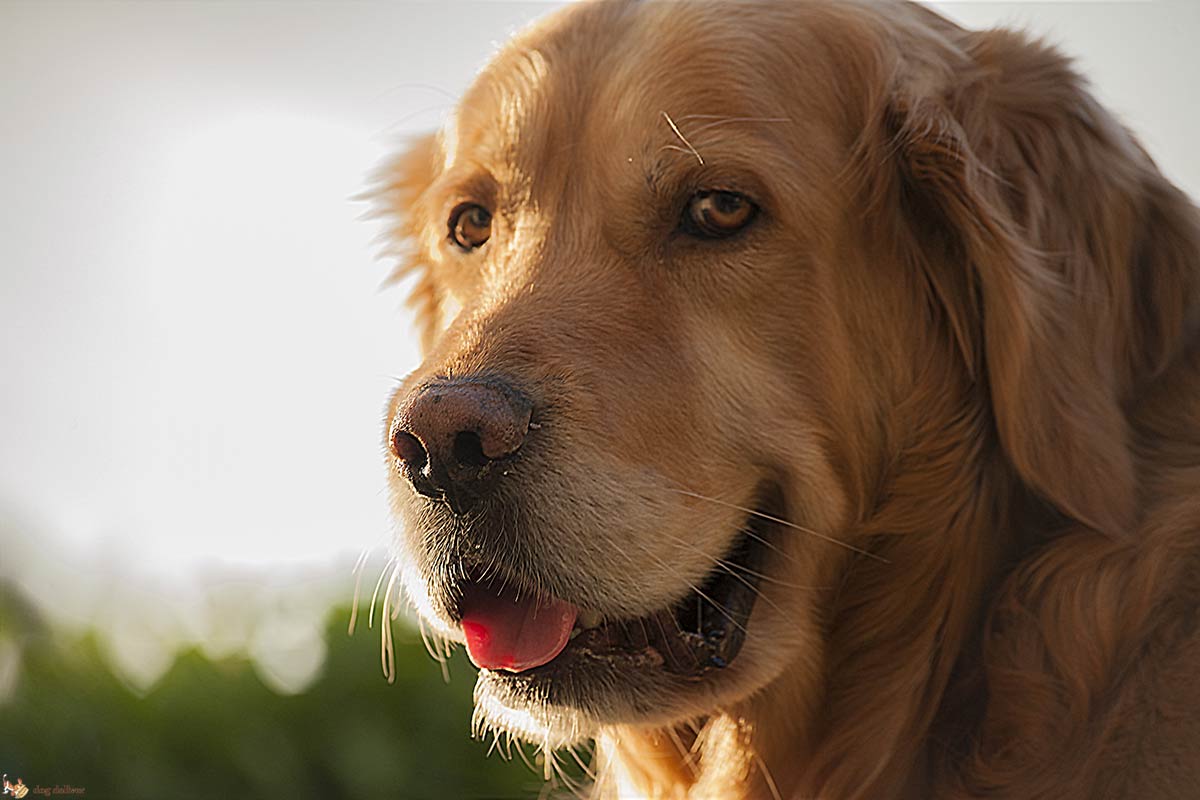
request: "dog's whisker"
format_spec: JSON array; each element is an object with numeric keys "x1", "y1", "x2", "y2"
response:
[
  {"x1": 415, "y1": 614, "x2": 444, "y2": 663},
  {"x1": 417, "y1": 613, "x2": 453, "y2": 683},
  {"x1": 367, "y1": 556, "x2": 395, "y2": 630},
  {"x1": 665, "y1": 725, "x2": 701, "y2": 780},
  {"x1": 656, "y1": 530, "x2": 788, "y2": 615},
  {"x1": 733, "y1": 524, "x2": 807, "y2": 568},
  {"x1": 686, "y1": 719, "x2": 704, "y2": 752},
  {"x1": 690, "y1": 587, "x2": 750, "y2": 637},
  {"x1": 371, "y1": 80, "x2": 460, "y2": 103},
  {"x1": 687, "y1": 115, "x2": 790, "y2": 137},
  {"x1": 569, "y1": 741, "x2": 597, "y2": 783},
  {"x1": 380, "y1": 560, "x2": 402, "y2": 683},
  {"x1": 628, "y1": 534, "x2": 758, "y2": 642},
  {"x1": 755, "y1": 751, "x2": 785, "y2": 800},
  {"x1": 661, "y1": 110, "x2": 704, "y2": 165},
  {"x1": 347, "y1": 547, "x2": 372, "y2": 635},
  {"x1": 652, "y1": 604, "x2": 680, "y2": 646},
  {"x1": 663, "y1": 488, "x2": 812, "y2": 570},
  {"x1": 604, "y1": 534, "x2": 754, "y2": 643},
  {"x1": 673, "y1": 113, "x2": 791, "y2": 124},
  {"x1": 546, "y1": 746, "x2": 583, "y2": 794},
  {"x1": 381, "y1": 618, "x2": 395, "y2": 684},
  {"x1": 665, "y1": 486, "x2": 889, "y2": 563},
  {"x1": 643, "y1": 482, "x2": 815, "y2": 569},
  {"x1": 541, "y1": 749, "x2": 558, "y2": 791},
  {"x1": 439, "y1": 629, "x2": 456, "y2": 664},
  {"x1": 515, "y1": 740, "x2": 538, "y2": 774},
  {"x1": 723, "y1": 557, "x2": 827, "y2": 591},
  {"x1": 657, "y1": 143, "x2": 697, "y2": 159},
  {"x1": 638, "y1": 617, "x2": 653, "y2": 651},
  {"x1": 373, "y1": 102, "x2": 458, "y2": 137},
  {"x1": 662, "y1": 526, "x2": 818, "y2": 590},
  {"x1": 701, "y1": 556, "x2": 788, "y2": 615},
  {"x1": 636, "y1": 545, "x2": 754, "y2": 639},
  {"x1": 388, "y1": 570, "x2": 404, "y2": 622}
]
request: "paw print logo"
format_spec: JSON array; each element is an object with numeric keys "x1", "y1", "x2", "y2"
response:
[{"x1": 1, "y1": 774, "x2": 29, "y2": 799}]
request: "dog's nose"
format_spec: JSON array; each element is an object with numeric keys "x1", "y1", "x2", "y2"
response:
[{"x1": 390, "y1": 379, "x2": 533, "y2": 514}]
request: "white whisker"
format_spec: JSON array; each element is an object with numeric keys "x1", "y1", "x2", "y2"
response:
[
  {"x1": 368, "y1": 557, "x2": 394, "y2": 630},
  {"x1": 724, "y1": 558, "x2": 826, "y2": 591},
  {"x1": 416, "y1": 615, "x2": 445, "y2": 664},
  {"x1": 666, "y1": 486, "x2": 888, "y2": 563},
  {"x1": 347, "y1": 547, "x2": 372, "y2": 635},
  {"x1": 631, "y1": 542, "x2": 753, "y2": 639},
  {"x1": 661, "y1": 111, "x2": 704, "y2": 165},
  {"x1": 674, "y1": 113, "x2": 790, "y2": 123},
  {"x1": 666, "y1": 726, "x2": 700, "y2": 779},
  {"x1": 658, "y1": 143, "x2": 696, "y2": 159},
  {"x1": 568, "y1": 742, "x2": 597, "y2": 782},
  {"x1": 756, "y1": 750, "x2": 785, "y2": 800},
  {"x1": 688, "y1": 115, "x2": 790, "y2": 138},
  {"x1": 657, "y1": 531, "x2": 788, "y2": 616},
  {"x1": 515, "y1": 741, "x2": 537, "y2": 773},
  {"x1": 380, "y1": 561, "x2": 402, "y2": 683}
]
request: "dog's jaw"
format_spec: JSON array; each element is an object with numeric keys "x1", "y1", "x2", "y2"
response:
[
  {"x1": 387, "y1": 449, "x2": 844, "y2": 764},
  {"x1": 472, "y1": 669, "x2": 596, "y2": 750}
]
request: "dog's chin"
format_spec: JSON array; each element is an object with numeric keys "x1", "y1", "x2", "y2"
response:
[
  {"x1": 470, "y1": 634, "x2": 772, "y2": 750},
  {"x1": 456, "y1": 485, "x2": 791, "y2": 749}
]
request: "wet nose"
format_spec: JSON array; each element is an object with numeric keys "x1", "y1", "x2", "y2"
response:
[{"x1": 389, "y1": 378, "x2": 533, "y2": 514}]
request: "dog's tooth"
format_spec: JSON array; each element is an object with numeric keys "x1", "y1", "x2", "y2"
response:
[
  {"x1": 579, "y1": 609, "x2": 603, "y2": 629},
  {"x1": 569, "y1": 627, "x2": 581, "y2": 640}
]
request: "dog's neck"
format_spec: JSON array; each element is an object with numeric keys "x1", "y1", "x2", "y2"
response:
[
  {"x1": 595, "y1": 710, "x2": 804, "y2": 800},
  {"x1": 593, "y1": 656, "x2": 831, "y2": 799}
]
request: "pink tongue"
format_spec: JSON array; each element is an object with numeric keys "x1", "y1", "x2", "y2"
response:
[{"x1": 459, "y1": 581, "x2": 579, "y2": 673}]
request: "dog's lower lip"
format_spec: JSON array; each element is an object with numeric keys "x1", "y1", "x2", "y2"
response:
[{"x1": 478, "y1": 484, "x2": 782, "y2": 681}]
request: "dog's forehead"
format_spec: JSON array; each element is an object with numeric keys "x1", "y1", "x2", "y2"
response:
[{"x1": 447, "y1": 0, "x2": 855, "y2": 189}]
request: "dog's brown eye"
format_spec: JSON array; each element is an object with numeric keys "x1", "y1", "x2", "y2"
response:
[
  {"x1": 449, "y1": 203, "x2": 492, "y2": 251},
  {"x1": 683, "y1": 190, "x2": 757, "y2": 239}
]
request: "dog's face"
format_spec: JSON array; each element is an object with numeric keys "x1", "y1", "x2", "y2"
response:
[
  {"x1": 378, "y1": 0, "x2": 1089, "y2": 748},
  {"x1": 381, "y1": 1, "x2": 891, "y2": 747}
]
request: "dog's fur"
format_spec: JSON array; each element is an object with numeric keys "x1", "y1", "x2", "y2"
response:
[{"x1": 374, "y1": 1, "x2": 1200, "y2": 797}]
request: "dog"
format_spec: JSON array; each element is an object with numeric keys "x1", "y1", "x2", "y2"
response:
[{"x1": 372, "y1": 1, "x2": 1200, "y2": 797}]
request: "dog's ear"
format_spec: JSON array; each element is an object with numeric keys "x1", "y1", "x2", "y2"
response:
[
  {"x1": 370, "y1": 132, "x2": 445, "y2": 353},
  {"x1": 871, "y1": 38, "x2": 1153, "y2": 538},
  {"x1": 1129, "y1": 170, "x2": 1200, "y2": 383}
]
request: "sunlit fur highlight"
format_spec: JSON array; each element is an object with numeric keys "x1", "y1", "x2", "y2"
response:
[{"x1": 371, "y1": 1, "x2": 1200, "y2": 798}]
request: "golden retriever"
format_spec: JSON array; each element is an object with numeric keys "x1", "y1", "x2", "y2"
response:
[{"x1": 373, "y1": 1, "x2": 1200, "y2": 797}]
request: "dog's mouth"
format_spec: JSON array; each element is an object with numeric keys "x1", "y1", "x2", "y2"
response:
[{"x1": 452, "y1": 485, "x2": 781, "y2": 683}]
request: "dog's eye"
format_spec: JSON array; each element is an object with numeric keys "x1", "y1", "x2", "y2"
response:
[
  {"x1": 683, "y1": 190, "x2": 757, "y2": 239},
  {"x1": 448, "y1": 203, "x2": 492, "y2": 251}
]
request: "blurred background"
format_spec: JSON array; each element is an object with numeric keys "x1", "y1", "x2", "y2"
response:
[{"x1": 0, "y1": 1, "x2": 1196, "y2": 798}]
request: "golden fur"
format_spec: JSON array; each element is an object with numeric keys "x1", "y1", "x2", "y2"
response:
[{"x1": 374, "y1": 1, "x2": 1200, "y2": 797}]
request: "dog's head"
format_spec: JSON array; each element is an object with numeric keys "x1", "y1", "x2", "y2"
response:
[{"x1": 374, "y1": 0, "x2": 1190, "y2": 751}]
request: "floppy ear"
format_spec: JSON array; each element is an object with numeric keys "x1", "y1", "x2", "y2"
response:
[
  {"x1": 1129, "y1": 169, "x2": 1200, "y2": 382},
  {"x1": 370, "y1": 132, "x2": 445, "y2": 353},
  {"x1": 877, "y1": 55, "x2": 1144, "y2": 538}
]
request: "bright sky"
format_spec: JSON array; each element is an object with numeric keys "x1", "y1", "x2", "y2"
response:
[
  {"x1": 1, "y1": 1, "x2": 1197, "y2": 582},
  {"x1": 0, "y1": 2, "x2": 555, "y2": 579}
]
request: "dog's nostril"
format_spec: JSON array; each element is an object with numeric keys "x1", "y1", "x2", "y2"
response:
[
  {"x1": 453, "y1": 430, "x2": 490, "y2": 468},
  {"x1": 390, "y1": 377, "x2": 533, "y2": 514},
  {"x1": 392, "y1": 430, "x2": 428, "y2": 470}
]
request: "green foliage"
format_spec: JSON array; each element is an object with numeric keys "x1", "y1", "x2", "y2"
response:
[{"x1": 0, "y1": 582, "x2": 563, "y2": 800}]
